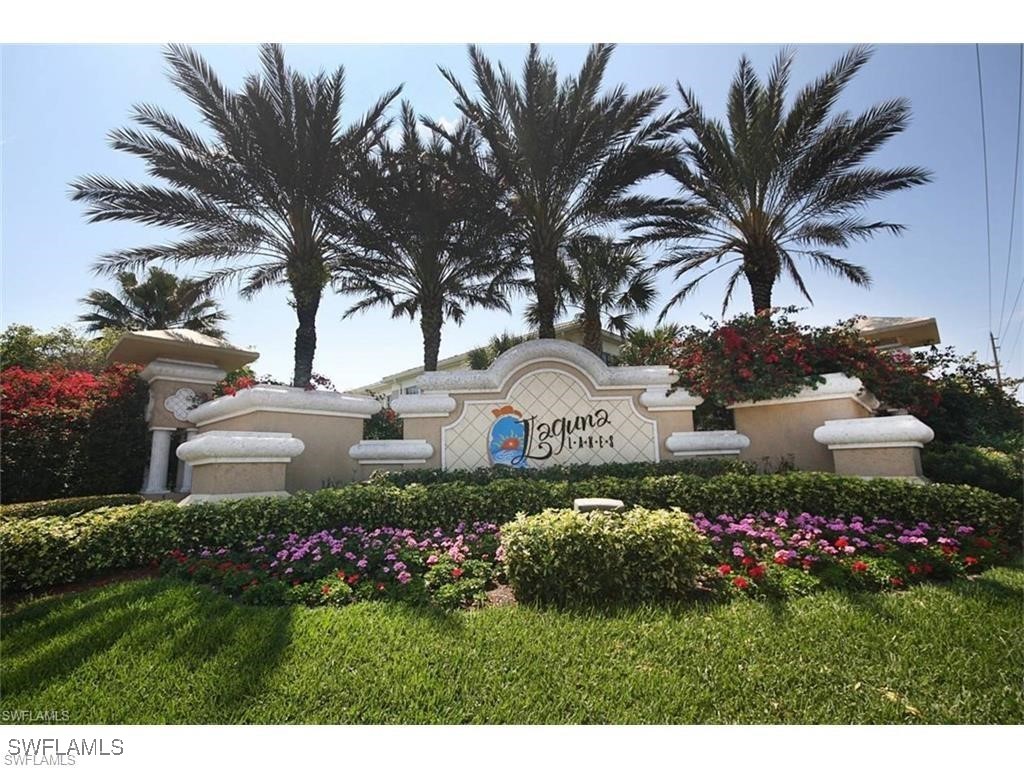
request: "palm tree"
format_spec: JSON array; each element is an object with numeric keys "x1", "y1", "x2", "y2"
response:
[
  {"x1": 70, "y1": 44, "x2": 400, "y2": 387},
  {"x1": 78, "y1": 267, "x2": 228, "y2": 338},
  {"x1": 440, "y1": 44, "x2": 682, "y2": 339},
  {"x1": 468, "y1": 330, "x2": 536, "y2": 370},
  {"x1": 527, "y1": 236, "x2": 656, "y2": 356},
  {"x1": 335, "y1": 102, "x2": 522, "y2": 371},
  {"x1": 630, "y1": 46, "x2": 932, "y2": 319},
  {"x1": 618, "y1": 324, "x2": 683, "y2": 366}
]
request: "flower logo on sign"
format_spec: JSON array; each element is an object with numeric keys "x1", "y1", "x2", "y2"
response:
[{"x1": 488, "y1": 405, "x2": 528, "y2": 468}]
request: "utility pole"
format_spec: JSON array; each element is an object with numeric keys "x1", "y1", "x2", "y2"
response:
[{"x1": 990, "y1": 331, "x2": 1004, "y2": 387}]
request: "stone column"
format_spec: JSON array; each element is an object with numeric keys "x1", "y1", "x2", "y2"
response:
[
  {"x1": 177, "y1": 428, "x2": 199, "y2": 493},
  {"x1": 143, "y1": 427, "x2": 176, "y2": 495}
]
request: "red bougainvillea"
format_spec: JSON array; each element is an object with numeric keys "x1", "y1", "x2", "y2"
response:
[
  {"x1": 1, "y1": 364, "x2": 149, "y2": 502},
  {"x1": 666, "y1": 309, "x2": 940, "y2": 415}
]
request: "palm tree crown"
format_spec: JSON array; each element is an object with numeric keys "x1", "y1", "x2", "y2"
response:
[
  {"x1": 630, "y1": 46, "x2": 932, "y2": 319},
  {"x1": 440, "y1": 43, "x2": 682, "y2": 339},
  {"x1": 78, "y1": 267, "x2": 228, "y2": 338},
  {"x1": 70, "y1": 44, "x2": 400, "y2": 387},
  {"x1": 335, "y1": 102, "x2": 521, "y2": 371},
  {"x1": 528, "y1": 236, "x2": 656, "y2": 356}
]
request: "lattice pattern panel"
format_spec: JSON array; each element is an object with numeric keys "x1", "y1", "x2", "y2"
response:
[{"x1": 443, "y1": 369, "x2": 657, "y2": 470}]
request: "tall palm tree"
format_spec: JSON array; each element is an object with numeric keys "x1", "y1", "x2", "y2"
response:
[
  {"x1": 335, "y1": 102, "x2": 521, "y2": 371},
  {"x1": 78, "y1": 267, "x2": 228, "y2": 338},
  {"x1": 527, "y1": 236, "x2": 656, "y2": 356},
  {"x1": 440, "y1": 44, "x2": 682, "y2": 339},
  {"x1": 630, "y1": 46, "x2": 932, "y2": 319},
  {"x1": 70, "y1": 44, "x2": 401, "y2": 387}
]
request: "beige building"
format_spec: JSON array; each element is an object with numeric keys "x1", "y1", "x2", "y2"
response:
[
  {"x1": 354, "y1": 315, "x2": 940, "y2": 398},
  {"x1": 352, "y1": 320, "x2": 627, "y2": 397}
]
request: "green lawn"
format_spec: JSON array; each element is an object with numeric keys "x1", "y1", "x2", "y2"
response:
[{"x1": 2, "y1": 568, "x2": 1022, "y2": 724}]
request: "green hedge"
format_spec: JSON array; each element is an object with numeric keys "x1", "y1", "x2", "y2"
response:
[
  {"x1": 368, "y1": 457, "x2": 755, "y2": 487},
  {"x1": 923, "y1": 443, "x2": 1022, "y2": 501},
  {"x1": 501, "y1": 508, "x2": 708, "y2": 606},
  {"x1": 0, "y1": 494, "x2": 144, "y2": 520},
  {"x1": 2, "y1": 472, "x2": 1018, "y2": 593}
]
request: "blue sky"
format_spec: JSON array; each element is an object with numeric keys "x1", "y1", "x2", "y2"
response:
[{"x1": 2, "y1": 43, "x2": 1022, "y2": 389}]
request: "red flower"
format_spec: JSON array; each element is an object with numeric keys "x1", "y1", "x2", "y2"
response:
[
  {"x1": 376, "y1": 583, "x2": 386, "y2": 592},
  {"x1": 964, "y1": 556, "x2": 979, "y2": 567},
  {"x1": 741, "y1": 556, "x2": 755, "y2": 567},
  {"x1": 922, "y1": 563, "x2": 934, "y2": 575},
  {"x1": 451, "y1": 568, "x2": 464, "y2": 580},
  {"x1": 851, "y1": 561, "x2": 868, "y2": 573},
  {"x1": 773, "y1": 552, "x2": 789, "y2": 565},
  {"x1": 834, "y1": 536, "x2": 849, "y2": 549},
  {"x1": 321, "y1": 584, "x2": 331, "y2": 595},
  {"x1": 717, "y1": 564, "x2": 733, "y2": 575},
  {"x1": 347, "y1": 574, "x2": 360, "y2": 585},
  {"x1": 336, "y1": 570, "x2": 346, "y2": 580},
  {"x1": 748, "y1": 564, "x2": 766, "y2": 580},
  {"x1": 889, "y1": 577, "x2": 904, "y2": 588},
  {"x1": 732, "y1": 576, "x2": 750, "y2": 590},
  {"x1": 975, "y1": 538, "x2": 992, "y2": 549}
]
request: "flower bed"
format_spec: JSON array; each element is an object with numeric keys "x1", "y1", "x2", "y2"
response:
[
  {"x1": 161, "y1": 522, "x2": 500, "y2": 610},
  {"x1": 694, "y1": 511, "x2": 1014, "y2": 596}
]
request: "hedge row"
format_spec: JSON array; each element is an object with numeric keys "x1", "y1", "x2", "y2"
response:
[
  {"x1": 0, "y1": 494, "x2": 144, "y2": 520},
  {"x1": 368, "y1": 457, "x2": 755, "y2": 487},
  {"x1": 1, "y1": 472, "x2": 1018, "y2": 593},
  {"x1": 922, "y1": 443, "x2": 1022, "y2": 501}
]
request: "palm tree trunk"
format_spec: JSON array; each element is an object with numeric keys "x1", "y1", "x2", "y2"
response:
[
  {"x1": 746, "y1": 266, "x2": 774, "y2": 315},
  {"x1": 533, "y1": 247, "x2": 558, "y2": 339},
  {"x1": 292, "y1": 292, "x2": 321, "y2": 389},
  {"x1": 582, "y1": 304, "x2": 603, "y2": 356},
  {"x1": 420, "y1": 302, "x2": 444, "y2": 372}
]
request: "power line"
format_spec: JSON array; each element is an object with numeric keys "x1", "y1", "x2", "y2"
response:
[
  {"x1": 976, "y1": 44, "x2": 994, "y2": 342},
  {"x1": 997, "y1": 44, "x2": 1024, "y2": 338}
]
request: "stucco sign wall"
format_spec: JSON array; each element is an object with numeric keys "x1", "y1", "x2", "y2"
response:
[
  {"x1": 388, "y1": 340, "x2": 705, "y2": 472},
  {"x1": 442, "y1": 368, "x2": 659, "y2": 470}
]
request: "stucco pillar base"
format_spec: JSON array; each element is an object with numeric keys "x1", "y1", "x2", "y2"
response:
[
  {"x1": 176, "y1": 430, "x2": 305, "y2": 504},
  {"x1": 831, "y1": 446, "x2": 926, "y2": 480},
  {"x1": 813, "y1": 415, "x2": 934, "y2": 481}
]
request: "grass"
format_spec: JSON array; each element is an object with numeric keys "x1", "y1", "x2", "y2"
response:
[{"x1": 2, "y1": 568, "x2": 1022, "y2": 724}]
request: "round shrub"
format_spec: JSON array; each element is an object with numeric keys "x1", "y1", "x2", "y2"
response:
[{"x1": 500, "y1": 507, "x2": 709, "y2": 607}]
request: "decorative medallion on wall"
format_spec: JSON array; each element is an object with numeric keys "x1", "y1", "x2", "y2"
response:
[
  {"x1": 443, "y1": 368, "x2": 657, "y2": 470},
  {"x1": 164, "y1": 387, "x2": 199, "y2": 422}
]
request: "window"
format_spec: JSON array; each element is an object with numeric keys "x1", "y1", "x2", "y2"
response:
[{"x1": 403, "y1": 385, "x2": 421, "y2": 395}]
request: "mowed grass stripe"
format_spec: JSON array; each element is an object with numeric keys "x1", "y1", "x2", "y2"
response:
[{"x1": 2, "y1": 568, "x2": 1021, "y2": 724}]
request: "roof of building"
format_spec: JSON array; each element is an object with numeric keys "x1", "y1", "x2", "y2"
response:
[
  {"x1": 854, "y1": 316, "x2": 941, "y2": 348},
  {"x1": 106, "y1": 329, "x2": 260, "y2": 371},
  {"x1": 348, "y1": 320, "x2": 624, "y2": 394}
]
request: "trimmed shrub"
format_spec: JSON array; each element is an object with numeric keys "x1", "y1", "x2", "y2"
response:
[
  {"x1": 501, "y1": 507, "x2": 709, "y2": 606},
  {"x1": 923, "y1": 443, "x2": 1022, "y2": 501},
  {"x1": 370, "y1": 457, "x2": 755, "y2": 487},
  {"x1": 1, "y1": 472, "x2": 1018, "y2": 593},
  {"x1": 0, "y1": 494, "x2": 144, "y2": 520}
]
